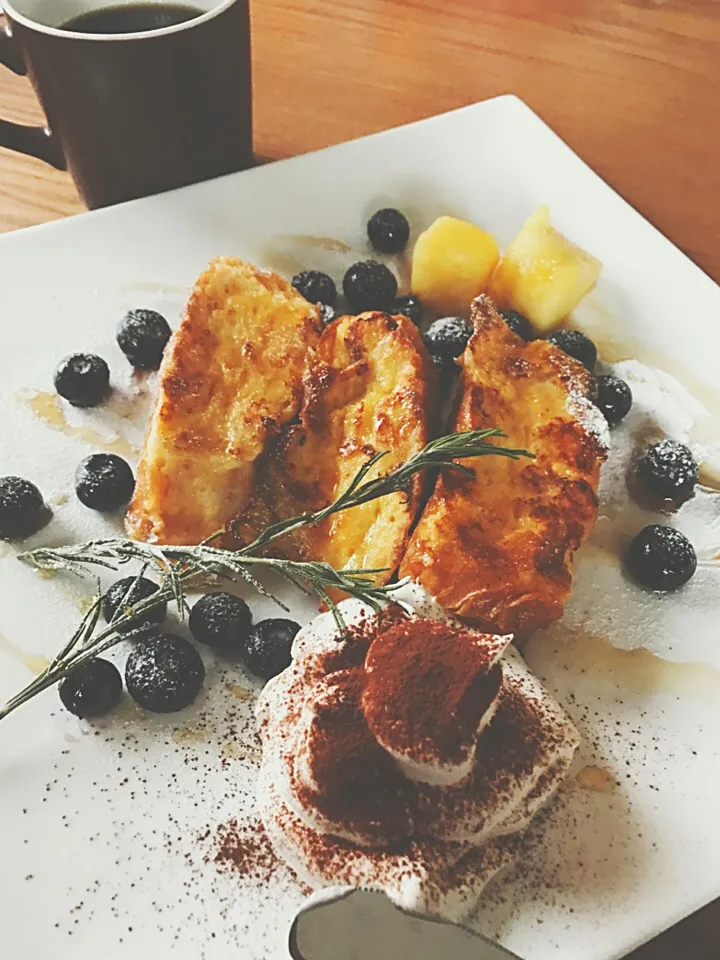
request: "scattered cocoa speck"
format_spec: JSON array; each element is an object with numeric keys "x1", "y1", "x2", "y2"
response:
[{"x1": 206, "y1": 819, "x2": 282, "y2": 884}]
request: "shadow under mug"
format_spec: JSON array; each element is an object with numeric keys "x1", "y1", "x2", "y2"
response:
[{"x1": 0, "y1": 0, "x2": 252, "y2": 208}]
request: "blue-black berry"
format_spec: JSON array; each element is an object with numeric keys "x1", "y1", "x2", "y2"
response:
[
  {"x1": 0, "y1": 476, "x2": 49, "y2": 541},
  {"x1": 59, "y1": 658, "x2": 123, "y2": 718},
  {"x1": 243, "y1": 618, "x2": 300, "y2": 680},
  {"x1": 75, "y1": 453, "x2": 134, "y2": 512},
  {"x1": 637, "y1": 440, "x2": 698, "y2": 503},
  {"x1": 189, "y1": 591, "x2": 252, "y2": 653},
  {"x1": 595, "y1": 374, "x2": 633, "y2": 426},
  {"x1": 392, "y1": 295, "x2": 422, "y2": 327},
  {"x1": 103, "y1": 576, "x2": 167, "y2": 629},
  {"x1": 343, "y1": 261, "x2": 397, "y2": 312},
  {"x1": 626, "y1": 524, "x2": 697, "y2": 591},
  {"x1": 430, "y1": 352, "x2": 457, "y2": 385},
  {"x1": 501, "y1": 310, "x2": 534, "y2": 342},
  {"x1": 117, "y1": 309, "x2": 171, "y2": 370},
  {"x1": 125, "y1": 633, "x2": 205, "y2": 713},
  {"x1": 292, "y1": 270, "x2": 337, "y2": 308},
  {"x1": 54, "y1": 353, "x2": 110, "y2": 407},
  {"x1": 423, "y1": 317, "x2": 473, "y2": 360},
  {"x1": 367, "y1": 208, "x2": 410, "y2": 254},
  {"x1": 546, "y1": 330, "x2": 597, "y2": 370}
]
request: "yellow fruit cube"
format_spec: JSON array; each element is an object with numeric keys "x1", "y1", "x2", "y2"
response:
[
  {"x1": 411, "y1": 216, "x2": 499, "y2": 317},
  {"x1": 488, "y1": 206, "x2": 602, "y2": 334}
]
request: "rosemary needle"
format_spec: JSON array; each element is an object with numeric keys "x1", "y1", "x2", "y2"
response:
[{"x1": 1, "y1": 429, "x2": 531, "y2": 721}]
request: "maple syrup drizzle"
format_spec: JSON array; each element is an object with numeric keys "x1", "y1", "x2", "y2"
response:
[
  {"x1": 22, "y1": 391, "x2": 137, "y2": 459},
  {"x1": 0, "y1": 632, "x2": 50, "y2": 675}
]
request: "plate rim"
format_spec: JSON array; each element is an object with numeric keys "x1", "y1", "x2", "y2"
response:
[{"x1": 0, "y1": 91, "x2": 718, "y2": 959}]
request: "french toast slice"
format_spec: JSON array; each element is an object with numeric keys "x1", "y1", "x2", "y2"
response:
[
  {"x1": 126, "y1": 258, "x2": 322, "y2": 545},
  {"x1": 230, "y1": 311, "x2": 431, "y2": 583},
  {"x1": 400, "y1": 295, "x2": 607, "y2": 636}
]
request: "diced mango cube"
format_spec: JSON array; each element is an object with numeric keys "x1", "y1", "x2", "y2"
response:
[
  {"x1": 411, "y1": 216, "x2": 499, "y2": 317},
  {"x1": 488, "y1": 206, "x2": 601, "y2": 334}
]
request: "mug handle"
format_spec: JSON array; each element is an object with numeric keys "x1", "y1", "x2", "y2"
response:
[{"x1": 0, "y1": 21, "x2": 65, "y2": 169}]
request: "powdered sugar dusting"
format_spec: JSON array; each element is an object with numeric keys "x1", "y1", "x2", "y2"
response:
[
  {"x1": 546, "y1": 360, "x2": 720, "y2": 667},
  {"x1": 567, "y1": 391, "x2": 610, "y2": 451}
]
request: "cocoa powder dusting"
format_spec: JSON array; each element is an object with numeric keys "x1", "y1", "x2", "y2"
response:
[
  {"x1": 295, "y1": 667, "x2": 413, "y2": 845},
  {"x1": 363, "y1": 619, "x2": 504, "y2": 763},
  {"x1": 209, "y1": 819, "x2": 283, "y2": 883}
]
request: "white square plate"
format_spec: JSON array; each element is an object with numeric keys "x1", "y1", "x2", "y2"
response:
[{"x1": 1, "y1": 95, "x2": 719, "y2": 960}]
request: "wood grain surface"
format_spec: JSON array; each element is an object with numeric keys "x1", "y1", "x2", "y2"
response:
[{"x1": 1, "y1": 1, "x2": 719, "y2": 957}]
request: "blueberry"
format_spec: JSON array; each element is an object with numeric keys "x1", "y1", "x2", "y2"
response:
[
  {"x1": 75, "y1": 453, "x2": 134, "y2": 512},
  {"x1": 367, "y1": 208, "x2": 410, "y2": 254},
  {"x1": 637, "y1": 440, "x2": 699, "y2": 503},
  {"x1": 59, "y1": 658, "x2": 123, "y2": 719},
  {"x1": 189, "y1": 591, "x2": 252, "y2": 653},
  {"x1": 501, "y1": 309, "x2": 534, "y2": 342},
  {"x1": 595, "y1": 374, "x2": 633, "y2": 426},
  {"x1": 292, "y1": 270, "x2": 337, "y2": 308},
  {"x1": 243, "y1": 618, "x2": 300, "y2": 681},
  {"x1": 430, "y1": 352, "x2": 458, "y2": 385},
  {"x1": 626, "y1": 524, "x2": 697, "y2": 591},
  {"x1": 392, "y1": 295, "x2": 422, "y2": 327},
  {"x1": 319, "y1": 303, "x2": 338, "y2": 326},
  {"x1": 546, "y1": 330, "x2": 597, "y2": 370},
  {"x1": 117, "y1": 309, "x2": 171, "y2": 370},
  {"x1": 0, "y1": 476, "x2": 50, "y2": 541},
  {"x1": 103, "y1": 576, "x2": 167, "y2": 629},
  {"x1": 125, "y1": 633, "x2": 205, "y2": 713},
  {"x1": 423, "y1": 317, "x2": 473, "y2": 360},
  {"x1": 54, "y1": 353, "x2": 110, "y2": 408},
  {"x1": 343, "y1": 261, "x2": 398, "y2": 312}
]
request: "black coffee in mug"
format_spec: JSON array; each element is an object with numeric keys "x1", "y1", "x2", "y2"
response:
[
  {"x1": 62, "y1": 3, "x2": 206, "y2": 34},
  {"x1": 0, "y1": 0, "x2": 253, "y2": 208}
]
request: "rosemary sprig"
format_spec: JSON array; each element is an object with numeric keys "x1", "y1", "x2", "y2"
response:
[
  {"x1": 2, "y1": 429, "x2": 531, "y2": 722},
  {"x1": 0, "y1": 558, "x2": 397, "y2": 722},
  {"x1": 237, "y1": 428, "x2": 531, "y2": 556}
]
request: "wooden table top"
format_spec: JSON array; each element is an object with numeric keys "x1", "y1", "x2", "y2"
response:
[{"x1": 1, "y1": 1, "x2": 718, "y2": 956}]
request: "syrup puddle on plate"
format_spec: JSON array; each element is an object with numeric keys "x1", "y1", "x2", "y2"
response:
[
  {"x1": 172, "y1": 723, "x2": 209, "y2": 745},
  {"x1": 20, "y1": 390, "x2": 136, "y2": 459},
  {"x1": 537, "y1": 626, "x2": 720, "y2": 698},
  {"x1": 576, "y1": 766, "x2": 617, "y2": 793},
  {"x1": 0, "y1": 632, "x2": 50, "y2": 675},
  {"x1": 698, "y1": 465, "x2": 720, "y2": 493},
  {"x1": 221, "y1": 741, "x2": 244, "y2": 760},
  {"x1": 225, "y1": 682, "x2": 256, "y2": 702}
]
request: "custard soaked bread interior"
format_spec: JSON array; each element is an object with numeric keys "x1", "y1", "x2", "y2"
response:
[
  {"x1": 230, "y1": 311, "x2": 431, "y2": 583},
  {"x1": 400, "y1": 295, "x2": 607, "y2": 636},
  {"x1": 126, "y1": 258, "x2": 322, "y2": 545}
]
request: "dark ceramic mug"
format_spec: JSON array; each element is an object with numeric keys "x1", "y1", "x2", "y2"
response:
[{"x1": 0, "y1": 0, "x2": 252, "y2": 208}]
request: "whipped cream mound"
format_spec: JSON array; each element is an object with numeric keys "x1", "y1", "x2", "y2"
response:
[
  {"x1": 547, "y1": 360, "x2": 720, "y2": 668},
  {"x1": 256, "y1": 584, "x2": 580, "y2": 921},
  {"x1": 364, "y1": 622, "x2": 511, "y2": 787}
]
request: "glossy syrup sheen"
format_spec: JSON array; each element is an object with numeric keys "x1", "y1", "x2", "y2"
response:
[{"x1": 61, "y1": 2, "x2": 205, "y2": 33}]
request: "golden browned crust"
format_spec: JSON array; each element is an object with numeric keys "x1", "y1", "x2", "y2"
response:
[
  {"x1": 399, "y1": 295, "x2": 607, "y2": 637},
  {"x1": 230, "y1": 311, "x2": 431, "y2": 583},
  {"x1": 126, "y1": 258, "x2": 322, "y2": 545}
]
